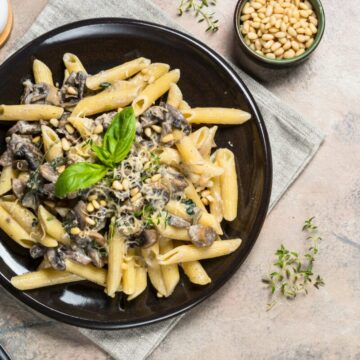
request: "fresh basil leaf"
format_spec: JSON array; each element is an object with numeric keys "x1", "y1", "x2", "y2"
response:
[
  {"x1": 55, "y1": 163, "x2": 108, "y2": 197},
  {"x1": 102, "y1": 106, "x2": 136, "y2": 165},
  {"x1": 91, "y1": 144, "x2": 114, "y2": 168}
]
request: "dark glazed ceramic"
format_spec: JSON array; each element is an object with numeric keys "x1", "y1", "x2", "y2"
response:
[
  {"x1": 233, "y1": 0, "x2": 325, "y2": 81},
  {"x1": 0, "y1": 18, "x2": 272, "y2": 329}
]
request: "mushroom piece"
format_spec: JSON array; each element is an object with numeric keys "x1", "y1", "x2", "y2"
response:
[
  {"x1": 12, "y1": 159, "x2": 29, "y2": 172},
  {"x1": 161, "y1": 167, "x2": 188, "y2": 193},
  {"x1": 7, "y1": 121, "x2": 41, "y2": 136},
  {"x1": 87, "y1": 247, "x2": 104, "y2": 268},
  {"x1": 30, "y1": 244, "x2": 47, "y2": 259},
  {"x1": 9, "y1": 134, "x2": 42, "y2": 170},
  {"x1": 94, "y1": 111, "x2": 117, "y2": 130},
  {"x1": 73, "y1": 201, "x2": 88, "y2": 229},
  {"x1": 39, "y1": 163, "x2": 59, "y2": 183},
  {"x1": 168, "y1": 215, "x2": 191, "y2": 228},
  {"x1": 21, "y1": 80, "x2": 48, "y2": 104},
  {"x1": 12, "y1": 174, "x2": 30, "y2": 199},
  {"x1": 140, "y1": 105, "x2": 166, "y2": 127},
  {"x1": 46, "y1": 248, "x2": 66, "y2": 271},
  {"x1": 140, "y1": 229, "x2": 158, "y2": 248},
  {"x1": 60, "y1": 71, "x2": 87, "y2": 108},
  {"x1": 165, "y1": 104, "x2": 191, "y2": 135},
  {"x1": 82, "y1": 230, "x2": 106, "y2": 247},
  {"x1": 0, "y1": 150, "x2": 13, "y2": 167},
  {"x1": 60, "y1": 246, "x2": 92, "y2": 265},
  {"x1": 22, "y1": 191, "x2": 39, "y2": 211},
  {"x1": 38, "y1": 183, "x2": 56, "y2": 200},
  {"x1": 188, "y1": 224, "x2": 217, "y2": 248},
  {"x1": 143, "y1": 182, "x2": 170, "y2": 208}
]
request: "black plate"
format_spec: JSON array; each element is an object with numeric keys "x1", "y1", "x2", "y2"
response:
[{"x1": 0, "y1": 18, "x2": 272, "y2": 329}]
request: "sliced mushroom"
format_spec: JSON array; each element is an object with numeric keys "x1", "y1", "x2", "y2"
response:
[
  {"x1": 73, "y1": 201, "x2": 88, "y2": 229},
  {"x1": 47, "y1": 248, "x2": 66, "y2": 271},
  {"x1": 60, "y1": 71, "x2": 87, "y2": 108},
  {"x1": 140, "y1": 229, "x2": 158, "y2": 248},
  {"x1": 188, "y1": 224, "x2": 217, "y2": 248},
  {"x1": 87, "y1": 247, "x2": 104, "y2": 268},
  {"x1": 140, "y1": 105, "x2": 166, "y2": 127},
  {"x1": 161, "y1": 167, "x2": 188, "y2": 193},
  {"x1": 168, "y1": 215, "x2": 191, "y2": 228},
  {"x1": 165, "y1": 104, "x2": 191, "y2": 135},
  {"x1": 61, "y1": 246, "x2": 92, "y2": 265},
  {"x1": 22, "y1": 191, "x2": 39, "y2": 211},
  {"x1": 82, "y1": 230, "x2": 106, "y2": 247},
  {"x1": 0, "y1": 150, "x2": 13, "y2": 167},
  {"x1": 7, "y1": 121, "x2": 41, "y2": 136},
  {"x1": 12, "y1": 159, "x2": 29, "y2": 172},
  {"x1": 94, "y1": 111, "x2": 117, "y2": 130},
  {"x1": 30, "y1": 244, "x2": 47, "y2": 259},
  {"x1": 39, "y1": 163, "x2": 59, "y2": 183},
  {"x1": 143, "y1": 182, "x2": 170, "y2": 208},
  {"x1": 9, "y1": 134, "x2": 42, "y2": 170},
  {"x1": 21, "y1": 80, "x2": 48, "y2": 104},
  {"x1": 39, "y1": 183, "x2": 56, "y2": 200},
  {"x1": 12, "y1": 174, "x2": 30, "y2": 199}
]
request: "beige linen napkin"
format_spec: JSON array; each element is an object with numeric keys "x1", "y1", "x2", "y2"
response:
[{"x1": 0, "y1": 0, "x2": 324, "y2": 359}]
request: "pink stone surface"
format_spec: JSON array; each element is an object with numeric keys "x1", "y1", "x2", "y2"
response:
[{"x1": 0, "y1": 0, "x2": 360, "y2": 359}]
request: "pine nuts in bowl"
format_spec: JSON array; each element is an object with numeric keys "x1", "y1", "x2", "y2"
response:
[{"x1": 233, "y1": 0, "x2": 325, "y2": 80}]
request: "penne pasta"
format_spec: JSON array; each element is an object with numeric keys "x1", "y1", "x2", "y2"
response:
[
  {"x1": 71, "y1": 80, "x2": 141, "y2": 117},
  {"x1": 0, "y1": 205, "x2": 35, "y2": 248},
  {"x1": 166, "y1": 83, "x2": 183, "y2": 109},
  {"x1": 184, "y1": 181, "x2": 206, "y2": 211},
  {"x1": 33, "y1": 59, "x2": 54, "y2": 85},
  {"x1": 209, "y1": 172, "x2": 224, "y2": 223},
  {"x1": 11, "y1": 269, "x2": 83, "y2": 291},
  {"x1": 165, "y1": 200, "x2": 193, "y2": 222},
  {"x1": 159, "y1": 238, "x2": 180, "y2": 296},
  {"x1": 38, "y1": 205, "x2": 70, "y2": 246},
  {"x1": 42, "y1": 125, "x2": 63, "y2": 162},
  {"x1": 127, "y1": 265, "x2": 147, "y2": 301},
  {"x1": 178, "y1": 100, "x2": 191, "y2": 111},
  {"x1": 158, "y1": 239, "x2": 242, "y2": 265},
  {"x1": 182, "y1": 107, "x2": 251, "y2": 125},
  {"x1": 106, "y1": 227, "x2": 125, "y2": 298},
  {"x1": 132, "y1": 69, "x2": 180, "y2": 116},
  {"x1": 65, "y1": 259, "x2": 107, "y2": 287},
  {"x1": 0, "y1": 104, "x2": 64, "y2": 121},
  {"x1": 142, "y1": 242, "x2": 167, "y2": 297},
  {"x1": 129, "y1": 63, "x2": 170, "y2": 88},
  {"x1": 67, "y1": 116, "x2": 93, "y2": 139},
  {"x1": 197, "y1": 211, "x2": 223, "y2": 235},
  {"x1": 182, "y1": 261, "x2": 211, "y2": 285},
  {"x1": 0, "y1": 166, "x2": 17, "y2": 196},
  {"x1": 63, "y1": 53, "x2": 87, "y2": 74},
  {"x1": 86, "y1": 57, "x2": 151, "y2": 90},
  {"x1": 215, "y1": 149, "x2": 238, "y2": 221},
  {"x1": 122, "y1": 249, "x2": 136, "y2": 296}
]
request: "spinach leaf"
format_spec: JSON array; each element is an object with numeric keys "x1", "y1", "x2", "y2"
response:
[{"x1": 55, "y1": 163, "x2": 108, "y2": 197}]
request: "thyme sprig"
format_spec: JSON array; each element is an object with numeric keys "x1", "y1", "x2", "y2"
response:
[
  {"x1": 263, "y1": 217, "x2": 325, "y2": 310},
  {"x1": 178, "y1": 0, "x2": 219, "y2": 32}
]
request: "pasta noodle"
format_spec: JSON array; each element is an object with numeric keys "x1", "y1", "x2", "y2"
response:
[
  {"x1": 132, "y1": 69, "x2": 180, "y2": 116},
  {"x1": 182, "y1": 107, "x2": 251, "y2": 125},
  {"x1": 72, "y1": 80, "x2": 141, "y2": 117},
  {"x1": 158, "y1": 239, "x2": 242, "y2": 265},
  {"x1": 33, "y1": 59, "x2": 54, "y2": 85},
  {"x1": 166, "y1": 83, "x2": 183, "y2": 109},
  {"x1": 0, "y1": 166, "x2": 17, "y2": 196},
  {"x1": 86, "y1": 57, "x2": 151, "y2": 90},
  {"x1": 63, "y1": 53, "x2": 87, "y2": 74},
  {"x1": 182, "y1": 261, "x2": 211, "y2": 285},
  {"x1": 0, "y1": 104, "x2": 64, "y2": 121}
]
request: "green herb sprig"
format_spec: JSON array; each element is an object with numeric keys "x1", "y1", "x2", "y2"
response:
[
  {"x1": 178, "y1": 0, "x2": 219, "y2": 32},
  {"x1": 262, "y1": 217, "x2": 325, "y2": 310},
  {"x1": 55, "y1": 107, "x2": 136, "y2": 197}
]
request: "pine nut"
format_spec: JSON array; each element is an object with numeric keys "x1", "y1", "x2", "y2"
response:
[
  {"x1": 65, "y1": 124, "x2": 75, "y2": 134},
  {"x1": 262, "y1": 33, "x2": 274, "y2": 40},
  {"x1": 264, "y1": 39, "x2": 274, "y2": 49},
  {"x1": 112, "y1": 180, "x2": 123, "y2": 191},
  {"x1": 274, "y1": 47, "x2": 285, "y2": 56},
  {"x1": 284, "y1": 49, "x2": 296, "y2": 59},
  {"x1": 57, "y1": 165, "x2": 66, "y2": 173},
  {"x1": 151, "y1": 125, "x2": 162, "y2": 133},
  {"x1": 266, "y1": 53, "x2": 276, "y2": 59},
  {"x1": 305, "y1": 38, "x2": 314, "y2": 48},
  {"x1": 122, "y1": 179, "x2": 130, "y2": 191},
  {"x1": 265, "y1": 5, "x2": 273, "y2": 16},
  {"x1": 309, "y1": 23, "x2": 317, "y2": 34},
  {"x1": 295, "y1": 48, "x2": 305, "y2": 56},
  {"x1": 291, "y1": 40, "x2": 300, "y2": 50},
  {"x1": 85, "y1": 217, "x2": 96, "y2": 226},
  {"x1": 50, "y1": 118, "x2": 59, "y2": 127},
  {"x1": 93, "y1": 124, "x2": 103, "y2": 134},
  {"x1": 92, "y1": 199, "x2": 100, "y2": 210},
  {"x1": 151, "y1": 174, "x2": 161, "y2": 182},
  {"x1": 131, "y1": 193, "x2": 142, "y2": 203},
  {"x1": 87, "y1": 203, "x2": 95, "y2": 212},
  {"x1": 100, "y1": 200, "x2": 107, "y2": 207},
  {"x1": 201, "y1": 197, "x2": 209, "y2": 206},
  {"x1": 161, "y1": 134, "x2": 174, "y2": 143},
  {"x1": 296, "y1": 34, "x2": 307, "y2": 42},
  {"x1": 70, "y1": 227, "x2": 81, "y2": 235},
  {"x1": 248, "y1": 32, "x2": 258, "y2": 40},
  {"x1": 275, "y1": 31, "x2": 286, "y2": 39},
  {"x1": 32, "y1": 136, "x2": 41, "y2": 144},
  {"x1": 271, "y1": 42, "x2": 281, "y2": 51},
  {"x1": 88, "y1": 194, "x2": 98, "y2": 201},
  {"x1": 130, "y1": 187, "x2": 140, "y2": 197},
  {"x1": 61, "y1": 138, "x2": 70, "y2": 151},
  {"x1": 283, "y1": 40, "x2": 292, "y2": 50}
]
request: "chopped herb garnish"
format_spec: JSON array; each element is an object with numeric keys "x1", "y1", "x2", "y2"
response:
[{"x1": 99, "y1": 82, "x2": 112, "y2": 89}]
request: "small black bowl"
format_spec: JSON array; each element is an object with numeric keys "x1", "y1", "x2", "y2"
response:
[{"x1": 233, "y1": 0, "x2": 325, "y2": 81}]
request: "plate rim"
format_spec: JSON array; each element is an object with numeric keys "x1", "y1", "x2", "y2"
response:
[{"x1": 0, "y1": 17, "x2": 272, "y2": 329}]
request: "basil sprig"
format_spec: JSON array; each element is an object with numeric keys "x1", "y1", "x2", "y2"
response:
[{"x1": 55, "y1": 107, "x2": 136, "y2": 197}]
